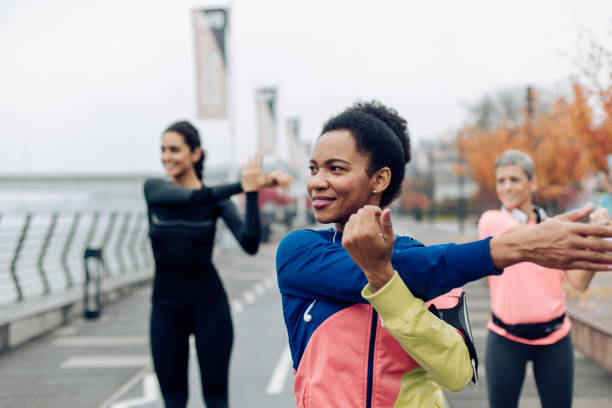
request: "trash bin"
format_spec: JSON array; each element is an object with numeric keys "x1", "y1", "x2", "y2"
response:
[{"x1": 83, "y1": 247, "x2": 104, "y2": 319}]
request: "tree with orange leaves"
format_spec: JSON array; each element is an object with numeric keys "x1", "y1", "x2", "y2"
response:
[
  {"x1": 458, "y1": 26, "x2": 612, "y2": 211},
  {"x1": 458, "y1": 81, "x2": 612, "y2": 210}
]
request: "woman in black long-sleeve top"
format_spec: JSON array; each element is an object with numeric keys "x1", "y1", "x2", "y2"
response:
[{"x1": 144, "y1": 121, "x2": 293, "y2": 408}]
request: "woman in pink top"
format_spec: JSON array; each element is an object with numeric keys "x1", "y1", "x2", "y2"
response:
[{"x1": 478, "y1": 149, "x2": 605, "y2": 408}]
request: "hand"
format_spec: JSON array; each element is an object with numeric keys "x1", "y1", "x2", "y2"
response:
[
  {"x1": 590, "y1": 207, "x2": 611, "y2": 225},
  {"x1": 491, "y1": 203, "x2": 612, "y2": 271},
  {"x1": 342, "y1": 206, "x2": 396, "y2": 291},
  {"x1": 240, "y1": 154, "x2": 264, "y2": 192},
  {"x1": 264, "y1": 170, "x2": 295, "y2": 192},
  {"x1": 565, "y1": 206, "x2": 610, "y2": 291}
]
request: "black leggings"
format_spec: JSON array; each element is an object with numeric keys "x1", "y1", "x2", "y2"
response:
[
  {"x1": 485, "y1": 330, "x2": 574, "y2": 408},
  {"x1": 150, "y1": 301, "x2": 233, "y2": 408}
]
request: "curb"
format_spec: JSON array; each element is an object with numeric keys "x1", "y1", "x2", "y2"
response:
[{"x1": 0, "y1": 268, "x2": 153, "y2": 354}]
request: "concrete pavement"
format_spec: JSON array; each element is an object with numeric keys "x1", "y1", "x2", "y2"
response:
[{"x1": 0, "y1": 240, "x2": 295, "y2": 408}]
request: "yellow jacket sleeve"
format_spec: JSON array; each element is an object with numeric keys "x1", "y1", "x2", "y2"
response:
[{"x1": 362, "y1": 272, "x2": 473, "y2": 394}]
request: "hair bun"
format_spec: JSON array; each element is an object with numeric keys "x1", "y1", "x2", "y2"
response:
[{"x1": 351, "y1": 101, "x2": 410, "y2": 164}]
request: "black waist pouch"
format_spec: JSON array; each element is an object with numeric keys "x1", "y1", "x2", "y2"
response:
[{"x1": 491, "y1": 312, "x2": 565, "y2": 340}]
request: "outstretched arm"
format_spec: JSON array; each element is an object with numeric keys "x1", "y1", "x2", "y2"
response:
[
  {"x1": 489, "y1": 204, "x2": 612, "y2": 271},
  {"x1": 278, "y1": 209, "x2": 499, "y2": 304},
  {"x1": 144, "y1": 178, "x2": 242, "y2": 205},
  {"x1": 144, "y1": 154, "x2": 295, "y2": 206}
]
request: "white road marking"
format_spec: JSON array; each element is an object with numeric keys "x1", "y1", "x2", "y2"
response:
[
  {"x1": 52, "y1": 336, "x2": 147, "y2": 347},
  {"x1": 243, "y1": 291, "x2": 256, "y2": 304},
  {"x1": 264, "y1": 277, "x2": 275, "y2": 288},
  {"x1": 254, "y1": 283, "x2": 266, "y2": 295},
  {"x1": 96, "y1": 367, "x2": 150, "y2": 408},
  {"x1": 231, "y1": 300, "x2": 245, "y2": 314},
  {"x1": 108, "y1": 373, "x2": 159, "y2": 408},
  {"x1": 60, "y1": 356, "x2": 151, "y2": 368},
  {"x1": 465, "y1": 311, "x2": 490, "y2": 321},
  {"x1": 266, "y1": 343, "x2": 292, "y2": 395},
  {"x1": 471, "y1": 327, "x2": 488, "y2": 338},
  {"x1": 465, "y1": 299, "x2": 493, "y2": 309},
  {"x1": 54, "y1": 326, "x2": 80, "y2": 336}
]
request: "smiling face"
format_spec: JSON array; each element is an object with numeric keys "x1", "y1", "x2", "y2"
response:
[
  {"x1": 495, "y1": 164, "x2": 536, "y2": 212},
  {"x1": 307, "y1": 130, "x2": 381, "y2": 229},
  {"x1": 161, "y1": 131, "x2": 200, "y2": 182}
]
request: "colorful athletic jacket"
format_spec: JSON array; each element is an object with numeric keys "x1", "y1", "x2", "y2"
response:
[
  {"x1": 276, "y1": 228, "x2": 500, "y2": 407},
  {"x1": 362, "y1": 272, "x2": 472, "y2": 407}
]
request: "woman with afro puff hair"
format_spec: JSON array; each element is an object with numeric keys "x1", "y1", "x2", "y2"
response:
[{"x1": 275, "y1": 100, "x2": 612, "y2": 407}]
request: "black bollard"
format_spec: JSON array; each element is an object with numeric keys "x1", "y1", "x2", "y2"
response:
[{"x1": 83, "y1": 247, "x2": 104, "y2": 319}]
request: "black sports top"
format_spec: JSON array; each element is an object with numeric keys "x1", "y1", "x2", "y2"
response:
[{"x1": 144, "y1": 178, "x2": 261, "y2": 304}]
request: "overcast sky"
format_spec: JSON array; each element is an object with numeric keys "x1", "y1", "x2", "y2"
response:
[{"x1": 1, "y1": 0, "x2": 610, "y2": 174}]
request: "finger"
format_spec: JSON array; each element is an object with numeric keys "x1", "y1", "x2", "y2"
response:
[
  {"x1": 363, "y1": 206, "x2": 382, "y2": 226},
  {"x1": 563, "y1": 260, "x2": 612, "y2": 272},
  {"x1": 281, "y1": 174, "x2": 296, "y2": 189},
  {"x1": 573, "y1": 223, "x2": 612, "y2": 240},
  {"x1": 360, "y1": 206, "x2": 385, "y2": 242},
  {"x1": 590, "y1": 207, "x2": 610, "y2": 224},
  {"x1": 555, "y1": 203, "x2": 594, "y2": 222},
  {"x1": 281, "y1": 175, "x2": 295, "y2": 191},
  {"x1": 380, "y1": 208, "x2": 394, "y2": 241},
  {"x1": 341, "y1": 214, "x2": 358, "y2": 246},
  {"x1": 374, "y1": 218, "x2": 382, "y2": 236},
  {"x1": 565, "y1": 243, "x2": 612, "y2": 263},
  {"x1": 350, "y1": 206, "x2": 371, "y2": 234}
]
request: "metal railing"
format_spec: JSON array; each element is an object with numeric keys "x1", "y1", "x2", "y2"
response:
[{"x1": 0, "y1": 211, "x2": 152, "y2": 305}]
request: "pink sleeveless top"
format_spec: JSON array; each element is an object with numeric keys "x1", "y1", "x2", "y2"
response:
[{"x1": 478, "y1": 210, "x2": 570, "y2": 345}]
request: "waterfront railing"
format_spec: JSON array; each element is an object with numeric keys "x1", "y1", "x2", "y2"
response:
[{"x1": 0, "y1": 211, "x2": 152, "y2": 305}]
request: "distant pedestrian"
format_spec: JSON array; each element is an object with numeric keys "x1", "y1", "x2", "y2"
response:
[
  {"x1": 478, "y1": 149, "x2": 607, "y2": 408},
  {"x1": 144, "y1": 120, "x2": 293, "y2": 408}
]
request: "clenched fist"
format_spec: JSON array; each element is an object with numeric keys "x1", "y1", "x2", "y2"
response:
[{"x1": 342, "y1": 206, "x2": 396, "y2": 292}]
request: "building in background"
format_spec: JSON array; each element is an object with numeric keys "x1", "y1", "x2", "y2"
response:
[{"x1": 406, "y1": 138, "x2": 479, "y2": 222}]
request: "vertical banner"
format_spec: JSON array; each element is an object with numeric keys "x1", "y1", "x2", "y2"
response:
[
  {"x1": 192, "y1": 8, "x2": 228, "y2": 118},
  {"x1": 255, "y1": 87, "x2": 277, "y2": 155},
  {"x1": 286, "y1": 117, "x2": 308, "y2": 172}
]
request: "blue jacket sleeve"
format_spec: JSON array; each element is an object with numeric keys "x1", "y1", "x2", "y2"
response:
[
  {"x1": 391, "y1": 239, "x2": 501, "y2": 300},
  {"x1": 276, "y1": 229, "x2": 501, "y2": 303},
  {"x1": 277, "y1": 230, "x2": 369, "y2": 304}
]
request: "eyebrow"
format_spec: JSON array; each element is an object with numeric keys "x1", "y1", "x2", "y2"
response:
[{"x1": 309, "y1": 158, "x2": 352, "y2": 166}]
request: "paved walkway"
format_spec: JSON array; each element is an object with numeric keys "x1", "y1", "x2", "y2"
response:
[{"x1": 0, "y1": 241, "x2": 295, "y2": 408}]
